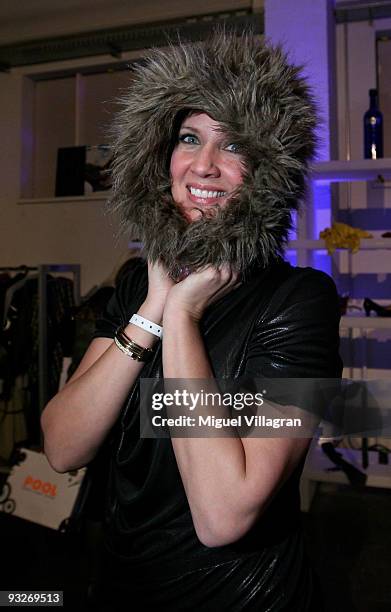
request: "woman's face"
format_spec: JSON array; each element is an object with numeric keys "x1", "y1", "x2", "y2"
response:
[{"x1": 170, "y1": 113, "x2": 245, "y2": 222}]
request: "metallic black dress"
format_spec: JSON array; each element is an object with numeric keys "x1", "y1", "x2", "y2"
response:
[{"x1": 92, "y1": 259, "x2": 341, "y2": 611}]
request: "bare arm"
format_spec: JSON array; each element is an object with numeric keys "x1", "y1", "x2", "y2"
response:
[
  {"x1": 163, "y1": 266, "x2": 310, "y2": 548},
  {"x1": 41, "y1": 264, "x2": 174, "y2": 472}
]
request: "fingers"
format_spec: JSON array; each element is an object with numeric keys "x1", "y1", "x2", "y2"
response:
[
  {"x1": 216, "y1": 264, "x2": 240, "y2": 288},
  {"x1": 148, "y1": 259, "x2": 171, "y2": 279},
  {"x1": 181, "y1": 263, "x2": 240, "y2": 289},
  {"x1": 148, "y1": 258, "x2": 165, "y2": 272},
  {"x1": 149, "y1": 260, "x2": 239, "y2": 283},
  {"x1": 199, "y1": 265, "x2": 241, "y2": 304},
  {"x1": 163, "y1": 262, "x2": 241, "y2": 318}
]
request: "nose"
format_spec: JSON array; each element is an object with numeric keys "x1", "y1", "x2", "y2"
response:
[{"x1": 190, "y1": 144, "x2": 220, "y2": 178}]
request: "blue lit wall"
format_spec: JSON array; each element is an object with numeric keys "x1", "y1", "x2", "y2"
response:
[{"x1": 265, "y1": 0, "x2": 336, "y2": 276}]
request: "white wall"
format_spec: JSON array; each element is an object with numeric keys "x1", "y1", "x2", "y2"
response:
[
  {"x1": 1, "y1": 60, "x2": 130, "y2": 295},
  {"x1": 0, "y1": 1, "x2": 256, "y2": 294}
]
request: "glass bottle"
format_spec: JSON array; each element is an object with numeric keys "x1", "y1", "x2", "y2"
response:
[{"x1": 364, "y1": 88, "x2": 383, "y2": 159}]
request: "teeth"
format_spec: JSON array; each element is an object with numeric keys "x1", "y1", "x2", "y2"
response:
[{"x1": 189, "y1": 187, "x2": 227, "y2": 198}]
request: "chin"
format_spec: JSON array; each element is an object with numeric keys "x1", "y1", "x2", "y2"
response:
[
  {"x1": 185, "y1": 208, "x2": 203, "y2": 222},
  {"x1": 181, "y1": 202, "x2": 226, "y2": 223}
]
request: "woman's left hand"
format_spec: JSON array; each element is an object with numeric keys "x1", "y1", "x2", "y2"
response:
[{"x1": 164, "y1": 265, "x2": 241, "y2": 322}]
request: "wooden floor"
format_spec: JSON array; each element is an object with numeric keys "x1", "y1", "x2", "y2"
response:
[{"x1": 1, "y1": 480, "x2": 391, "y2": 611}]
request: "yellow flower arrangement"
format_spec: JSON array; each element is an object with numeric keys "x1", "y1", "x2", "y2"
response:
[{"x1": 319, "y1": 222, "x2": 373, "y2": 254}]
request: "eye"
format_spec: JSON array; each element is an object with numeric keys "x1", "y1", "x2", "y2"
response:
[
  {"x1": 178, "y1": 133, "x2": 199, "y2": 145},
  {"x1": 225, "y1": 143, "x2": 240, "y2": 153}
]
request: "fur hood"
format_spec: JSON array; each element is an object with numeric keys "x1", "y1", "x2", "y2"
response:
[{"x1": 109, "y1": 32, "x2": 317, "y2": 279}]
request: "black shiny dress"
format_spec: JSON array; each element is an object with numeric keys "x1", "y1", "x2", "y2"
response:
[{"x1": 92, "y1": 258, "x2": 342, "y2": 611}]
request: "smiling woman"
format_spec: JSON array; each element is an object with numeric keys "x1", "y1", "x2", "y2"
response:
[
  {"x1": 170, "y1": 112, "x2": 245, "y2": 221},
  {"x1": 41, "y1": 31, "x2": 342, "y2": 611}
]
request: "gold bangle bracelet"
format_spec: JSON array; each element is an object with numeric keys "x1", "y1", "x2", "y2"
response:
[
  {"x1": 114, "y1": 336, "x2": 144, "y2": 361},
  {"x1": 117, "y1": 328, "x2": 153, "y2": 357},
  {"x1": 116, "y1": 328, "x2": 153, "y2": 355},
  {"x1": 114, "y1": 326, "x2": 154, "y2": 362}
]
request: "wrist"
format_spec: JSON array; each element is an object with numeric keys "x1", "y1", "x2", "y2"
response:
[
  {"x1": 138, "y1": 299, "x2": 164, "y2": 325},
  {"x1": 163, "y1": 303, "x2": 201, "y2": 327}
]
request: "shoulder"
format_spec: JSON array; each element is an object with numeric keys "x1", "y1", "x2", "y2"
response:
[
  {"x1": 274, "y1": 262, "x2": 337, "y2": 296},
  {"x1": 258, "y1": 262, "x2": 339, "y2": 321},
  {"x1": 246, "y1": 263, "x2": 342, "y2": 378}
]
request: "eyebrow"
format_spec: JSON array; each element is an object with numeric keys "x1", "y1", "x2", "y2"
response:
[
  {"x1": 179, "y1": 124, "x2": 201, "y2": 132},
  {"x1": 179, "y1": 124, "x2": 225, "y2": 139}
]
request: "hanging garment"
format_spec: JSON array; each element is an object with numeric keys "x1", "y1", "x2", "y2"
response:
[
  {"x1": 0, "y1": 375, "x2": 29, "y2": 461},
  {"x1": 2, "y1": 275, "x2": 75, "y2": 448}
]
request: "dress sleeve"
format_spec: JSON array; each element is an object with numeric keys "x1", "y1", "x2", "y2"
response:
[
  {"x1": 245, "y1": 268, "x2": 343, "y2": 379},
  {"x1": 92, "y1": 262, "x2": 148, "y2": 340}
]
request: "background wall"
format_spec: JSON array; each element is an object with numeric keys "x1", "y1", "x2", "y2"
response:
[
  {"x1": 1, "y1": 59, "x2": 128, "y2": 295},
  {"x1": 0, "y1": 0, "x2": 255, "y2": 295}
]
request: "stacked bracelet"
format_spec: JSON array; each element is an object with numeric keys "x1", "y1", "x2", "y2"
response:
[
  {"x1": 114, "y1": 325, "x2": 154, "y2": 362},
  {"x1": 129, "y1": 313, "x2": 163, "y2": 338}
]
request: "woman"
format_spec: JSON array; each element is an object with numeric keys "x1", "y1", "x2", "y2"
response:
[{"x1": 41, "y1": 33, "x2": 342, "y2": 610}]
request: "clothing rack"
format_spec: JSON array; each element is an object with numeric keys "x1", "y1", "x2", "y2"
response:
[{"x1": 0, "y1": 264, "x2": 81, "y2": 435}]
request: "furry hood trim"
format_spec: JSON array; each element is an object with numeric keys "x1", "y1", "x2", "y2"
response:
[{"x1": 109, "y1": 32, "x2": 317, "y2": 278}]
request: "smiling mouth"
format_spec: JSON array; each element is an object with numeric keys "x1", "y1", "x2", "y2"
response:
[{"x1": 187, "y1": 186, "x2": 227, "y2": 200}]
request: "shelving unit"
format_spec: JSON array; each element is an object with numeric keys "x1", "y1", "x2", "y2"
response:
[
  {"x1": 21, "y1": 67, "x2": 131, "y2": 200},
  {"x1": 287, "y1": 158, "x2": 391, "y2": 260},
  {"x1": 17, "y1": 193, "x2": 108, "y2": 205},
  {"x1": 18, "y1": 191, "x2": 110, "y2": 204},
  {"x1": 301, "y1": 317, "x2": 391, "y2": 511},
  {"x1": 288, "y1": 159, "x2": 391, "y2": 262},
  {"x1": 18, "y1": 154, "x2": 391, "y2": 205},
  {"x1": 311, "y1": 157, "x2": 391, "y2": 182},
  {"x1": 297, "y1": 158, "x2": 391, "y2": 511},
  {"x1": 288, "y1": 238, "x2": 391, "y2": 250},
  {"x1": 340, "y1": 315, "x2": 391, "y2": 330},
  {"x1": 300, "y1": 445, "x2": 391, "y2": 512}
]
